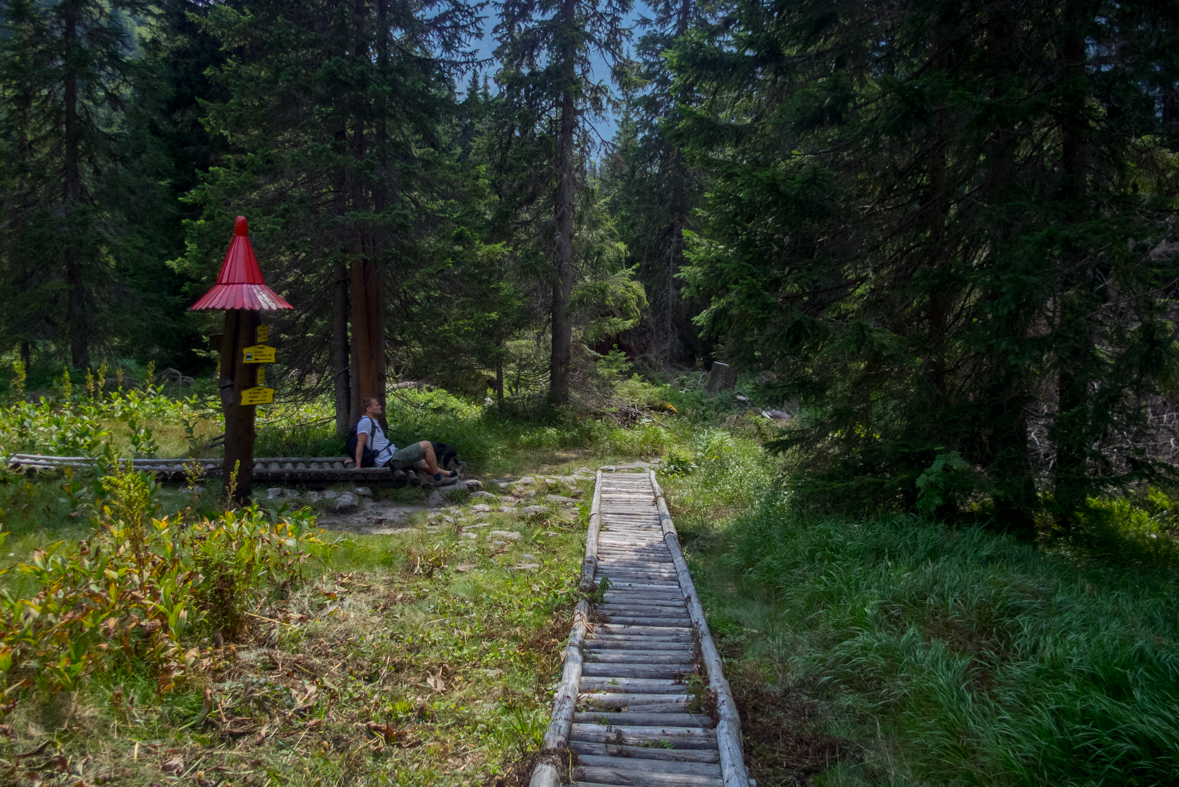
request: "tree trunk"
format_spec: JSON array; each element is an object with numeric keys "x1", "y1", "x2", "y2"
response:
[
  {"x1": 63, "y1": 2, "x2": 87, "y2": 369},
  {"x1": 549, "y1": 0, "x2": 577, "y2": 405},
  {"x1": 978, "y1": 0, "x2": 1038, "y2": 535},
  {"x1": 332, "y1": 259, "x2": 351, "y2": 435},
  {"x1": 1052, "y1": 0, "x2": 1096, "y2": 525},
  {"x1": 496, "y1": 348, "x2": 505, "y2": 407},
  {"x1": 926, "y1": 15, "x2": 953, "y2": 408},
  {"x1": 350, "y1": 256, "x2": 384, "y2": 421}
]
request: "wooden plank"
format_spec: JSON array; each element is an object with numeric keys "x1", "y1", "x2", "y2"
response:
[
  {"x1": 571, "y1": 741, "x2": 720, "y2": 763},
  {"x1": 579, "y1": 677, "x2": 686, "y2": 693},
  {"x1": 575, "y1": 768, "x2": 724, "y2": 786},
  {"x1": 577, "y1": 755, "x2": 722, "y2": 777},
  {"x1": 576, "y1": 692, "x2": 691, "y2": 708},
  {"x1": 587, "y1": 652, "x2": 693, "y2": 665},
  {"x1": 569, "y1": 724, "x2": 716, "y2": 747},
  {"x1": 581, "y1": 663, "x2": 693, "y2": 679},
  {"x1": 587, "y1": 634, "x2": 693, "y2": 645}
]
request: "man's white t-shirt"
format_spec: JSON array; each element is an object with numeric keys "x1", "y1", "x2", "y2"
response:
[{"x1": 357, "y1": 416, "x2": 396, "y2": 466}]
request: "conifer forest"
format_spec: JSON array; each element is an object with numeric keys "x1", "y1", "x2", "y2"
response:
[{"x1": 1, "y1": 2, "x2": 1178, "y2": 786}]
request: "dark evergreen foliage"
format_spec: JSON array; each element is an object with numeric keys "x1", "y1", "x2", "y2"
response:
[{"x1": 671, "y1": 0, "x2": 1179, "y2": 528}]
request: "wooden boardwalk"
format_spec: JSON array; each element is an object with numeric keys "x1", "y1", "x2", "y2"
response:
[{"x1": 532, "y1": 468, "x2": 752, "y2": 787}]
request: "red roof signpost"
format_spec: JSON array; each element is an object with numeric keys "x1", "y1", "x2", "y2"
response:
[{"x1": 190, "y1": 217, "x2": 292, "y2": 503}]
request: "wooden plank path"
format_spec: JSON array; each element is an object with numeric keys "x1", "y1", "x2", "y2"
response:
[
  {"x1": 531, "y1": 468, "x2": 752, "y2": 787},
  {"x1": 1, "y1": 453, "x2": 457, "y2": 488}
]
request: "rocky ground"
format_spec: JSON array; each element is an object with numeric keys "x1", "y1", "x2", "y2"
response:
[{"x1": 261, "y1": 466, "x2": 622, "y2": 539}]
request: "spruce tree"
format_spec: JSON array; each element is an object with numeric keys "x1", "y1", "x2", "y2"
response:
[
  {"x1": 181, "y1": 0, "x2": 482, "y2": 432},
  {"x1": 602, "y1": 0, "x2": 707, "y2": 365},
  {"x1": 494, "y1": 0, "x2": 633, "y2": 404},
  {"x1": 0, "y1": 0, "x2": 154, "y2": 368},
  {"x1": 673, "y1": 0, "x2": 1179, "y2": 527}
]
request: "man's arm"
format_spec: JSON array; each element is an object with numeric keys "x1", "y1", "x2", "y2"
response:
[{"x1": 354, "y1": 432, "x2": 367, "y2": 468}]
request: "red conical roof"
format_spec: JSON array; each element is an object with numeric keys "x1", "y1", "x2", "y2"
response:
[{"x1": 189, "y1": 216, "x2": 294, "y2": 311}]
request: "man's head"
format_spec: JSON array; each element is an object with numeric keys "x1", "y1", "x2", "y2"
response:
[{"x1": 362, "y1": 397, "x2": 382, "y2": 417}]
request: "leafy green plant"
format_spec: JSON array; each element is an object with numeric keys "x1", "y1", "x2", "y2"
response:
[
  {"x1": 126, "y1": 417, "x2": 159, "y2": 458},
  {"x1": 915, "y1": 451, "x2": 977, "y2": 518},
  {"x1": 0, "y1": 488, "x2": 333, "y2": 700}
]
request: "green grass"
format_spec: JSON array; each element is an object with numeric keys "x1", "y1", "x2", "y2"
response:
[
  {"x1": 669, "y1": 463, "x2": 1179, "y2": 786},
  {"x1": 16, "y1": 375, "x2": 1178, "y2": 785},
  {"x1": 0, "y1": 465, "x2": 590, "y2": 786}
]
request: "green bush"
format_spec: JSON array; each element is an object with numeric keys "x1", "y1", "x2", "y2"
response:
[{"x1": 0, "y1": 465, "x2": 334, "y2": 700}]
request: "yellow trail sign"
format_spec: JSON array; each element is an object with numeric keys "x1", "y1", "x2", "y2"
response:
[
  {"x1": 256, "y1": 365, "x2": 265, "y2": 386},
  {"x1": 242, "y1": 344, "x2": 276, "y2": 363},
  {"x1": 241, "y1": 386, "x2": 274, "y2": 406},
  {"x1": 257, "y1": 325, "x2": 269, "y2": 342}
]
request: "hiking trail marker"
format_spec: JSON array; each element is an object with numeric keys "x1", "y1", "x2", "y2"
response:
[
  {"x1": 189, "y1": 216, "x2": 292, "y2": 503},
  {"x1": 242, "y1": 344, "x2": 276, "y2": 364}
]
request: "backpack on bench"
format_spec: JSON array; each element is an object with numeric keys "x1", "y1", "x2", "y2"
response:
[{"x1": 343, "y1": 423, "x2": 378, "y2": 468}]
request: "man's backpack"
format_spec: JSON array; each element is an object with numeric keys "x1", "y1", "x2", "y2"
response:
[{"x1": 344, "y1": 421, "x2": 378, "y2": 468}]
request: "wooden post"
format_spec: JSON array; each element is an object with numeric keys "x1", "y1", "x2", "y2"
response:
[{"x1": 220, "y1": 309, "x2": 261, "y2": 504}]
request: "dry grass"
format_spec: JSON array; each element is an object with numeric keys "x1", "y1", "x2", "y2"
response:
[{"x1": 0, "y1": 485, "x2": 587, "y2": 787}]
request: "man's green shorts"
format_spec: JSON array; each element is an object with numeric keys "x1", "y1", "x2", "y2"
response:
[{"x1": 386, "y1": 441, "x2": 424, "y2": 470}]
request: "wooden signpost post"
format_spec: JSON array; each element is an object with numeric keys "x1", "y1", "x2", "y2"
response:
[{"x1": 190, "y1": 217, "x2": 292, "y2": 504}]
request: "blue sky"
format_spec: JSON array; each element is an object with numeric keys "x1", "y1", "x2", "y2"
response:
[{"x1": 465, "y1": 1, "x2": 654, "y2": 143}]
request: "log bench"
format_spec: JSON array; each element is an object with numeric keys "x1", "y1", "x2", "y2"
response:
[{"x1": 1, "y1": 453, "x2": 454, "y2": 489}]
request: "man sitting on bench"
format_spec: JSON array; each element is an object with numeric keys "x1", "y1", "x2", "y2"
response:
[{"x1": 353, "y1": 397, "x2": 458, "y2": 485}]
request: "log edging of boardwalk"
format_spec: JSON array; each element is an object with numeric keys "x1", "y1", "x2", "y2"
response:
[
  {"x1": 530, "y1": 468, "x2": 607, "y2": 787},
  {"x1": 578, "y1": 469, "x2": 604, "y2": 593},
  {"x1": 530, "y1": 598, "x2": 591, "y2": 787},
  {"x1": 650, "y1": 469, "x2": 752, "y2": 787}
]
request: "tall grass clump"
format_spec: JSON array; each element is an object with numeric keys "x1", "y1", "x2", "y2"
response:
[{"x1": 715, "y1": 494, "x2": 1179, "y2": 785}]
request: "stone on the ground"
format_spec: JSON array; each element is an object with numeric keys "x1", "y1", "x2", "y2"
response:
[
  {"x1": 322, "y1": 489, "x2": 341, "y2": 500},
  {"x1": 354, "y1": 486, "x2": 372, "y2": 497},
  {"x1": 303, "y1": 491, "x2": 321, "y2": 503},
  {"x1": 267, "y1": 487, "x2": 287, "y2": 501},
  {"x1": 519, "y1": 506, "x2": 547, "y2": 516},
  {"x1": 489, "y1": 530, "x2": 522, "y2": 540},
  {"x1": 466, "y1": 522, "x2": 490, "y2": 528},
  {"x1": 522, "y1": 553, "x2": 536, "y2": 561},
  {"x1": 469, "y1": 490, "x2": 493, "y2": 500},
  {"x1": 576, "y1": 467, "x2": 592, "y2": 474},
  {"x1": 332, "y1": 492, "x2": 359, "y2": 512},
  {"x1": 544, "y1": 531, "x2": 560, "y2": 537},
  {"x1": 428, "y1": 488, "x2": 467, "y2": 508},
  {"x1": 514, "y1": 487, "x2": 537, "y2": 499},
  {"x1": 545, "y1": 494, "x2": 578, "y2": 505},
  {"x1": 456, "y1": 564, "x2": 476, "y2": 572},
  {"x1": 464, "y1": 479, "x2": 484, "y2": 492},
  {"x1": 470, "y1": 504, "x2": 492, "y2": 513},
  {"x1": 512, "y1": 563, "x2": 540, "y2": 571},
  {"x1": 512, "y1": 476, "x2": 536, "y2": 486},
  {"x1": 460, "y1": 532, "x2": 478, "y2": 540},
  {"x1": 490, "y1": 540, "x2": 506, "y2": 547}
]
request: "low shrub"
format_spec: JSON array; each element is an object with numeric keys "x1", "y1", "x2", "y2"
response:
[{"x1": 0, "y1": 464, "x2": 334, "y2": 701}]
